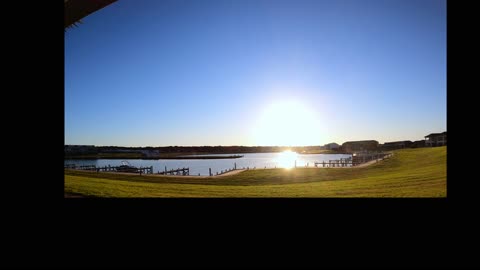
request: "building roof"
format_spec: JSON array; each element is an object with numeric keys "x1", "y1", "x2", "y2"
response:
[
  {"x1": 384, "y1": 141, "x2": 413, "y2": 145},
  {"x1": 342, "y1": 140, "x2": 378, "y2": 145},
  {"x1": 425, "y1": 131, "x2": 447, "y2": 138}
]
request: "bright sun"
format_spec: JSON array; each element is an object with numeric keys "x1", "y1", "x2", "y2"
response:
[{"x1": 251, "y1": 100, "x2": 322, "y2": 146}]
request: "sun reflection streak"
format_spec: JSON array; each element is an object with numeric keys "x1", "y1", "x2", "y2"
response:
[{"x1": 275, "y1": 150, "x2": 298, "y2": 169}]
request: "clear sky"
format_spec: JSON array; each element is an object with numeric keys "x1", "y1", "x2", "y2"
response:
[{"x1": 65, "y1": 0, "x2": 446, "y2": 147}]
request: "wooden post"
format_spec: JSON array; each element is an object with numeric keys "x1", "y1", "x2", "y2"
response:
[
  {"x1": 165, "y1": 166, "x2": 167, "y2": 174},
  {"x1": 209, "y1": 168, "x2": 212, "y2": 176},
  {"x1": 234, "y1": 163, "x2": 236, "y2": 170}
]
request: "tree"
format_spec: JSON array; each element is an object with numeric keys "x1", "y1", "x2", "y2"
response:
[{"x1": 65, "y1": 0, "x2": 117, "y2": 31}]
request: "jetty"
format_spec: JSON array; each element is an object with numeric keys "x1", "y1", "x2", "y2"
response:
[
  {"x1": 314, "y1": 152, "x2": 392, "y2": 167},
  {"x1": 160, "y1": 155, "x2": 244, "y2": 160},
  {"x1": 157, "y1": 167, "x2": 190, "y2": 175},
  {"x1": 64, "y1": 163, "x2": 154, "y2": 174}
]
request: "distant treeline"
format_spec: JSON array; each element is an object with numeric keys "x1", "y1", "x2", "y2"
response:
[
  {"x1": 64, "y1": 145, "x2": 328, "y2": 158},
  {"x1": 97, "y1": 145, "x2": 323, "y2": 153}
]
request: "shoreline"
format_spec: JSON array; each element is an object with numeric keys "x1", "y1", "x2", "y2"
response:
[
  {"x1": 64, "y1": 157, "x2": 384, "y2": 179},
  {"x1": 65, "y1": 155, "x2": 244, "y2": 160},
  {"x1": 64, "y1": 151, "x2": 349, "y2": 160},
  {"x1": 64, "y1": 156, "x2": 391, "y2": 197}
]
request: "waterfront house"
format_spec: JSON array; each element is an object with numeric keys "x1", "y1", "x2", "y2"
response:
[
  {"x1": 341, "y1": 140, "x2": 379, "y2": 153},
  {"x1": 382, "y1": 140, "x2": 413, "y2": 150},
  {"x1": 411, "y1": 140, "x2": 426, "y2": 148},
  {"x1": 425, "y1": 132, "x2": 447, "y2": 147}
]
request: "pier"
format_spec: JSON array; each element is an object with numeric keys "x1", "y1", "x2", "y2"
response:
[
  {"x1": 315, "y1": 152, "x2": 392, "y2": 167},
  {"x1": 157, "y1": 167, "x2": 190, "y2": 176},
  {"x1": 64, "y1": 164, "x2": 154, "y2": 174}
]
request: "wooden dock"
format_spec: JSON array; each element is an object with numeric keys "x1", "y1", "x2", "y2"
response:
[
  {"x1": 64, "y1": 164, "x2": 154, "y2": 174},
  {"x1": 157, "y1": 167, "x2": 190, "y2": 175},
  {"x1": 314, "y1": 152, "x2": 392, "y2": 167},
  {"x1": 216, "y1": 167, "x2": 237, "y2": 176},
  {"x1": 314, "y1": 158, "x2": 353, "y2": 167}
]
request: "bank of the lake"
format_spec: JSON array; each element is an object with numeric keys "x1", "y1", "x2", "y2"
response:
[
  {"x1": 65, "y1": 146, "x2": 446, "y2": 197},
  {"x1": 65, "y1": 152, "x2": 352, "y2": 176}
]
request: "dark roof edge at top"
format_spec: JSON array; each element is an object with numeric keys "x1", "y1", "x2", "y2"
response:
[
  {"x1": 383, "y1": 141, "x2": 413, "y2": 144},
  {"x1": 342, "y1": 140, "x2": 379, "y2": 144},
  {"x1": 425, "y1": 131, "x2": 447, "y2": 137}
]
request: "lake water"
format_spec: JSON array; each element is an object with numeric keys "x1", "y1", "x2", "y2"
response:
[{"x1": 65, "y1": 152, "x2": 352, "y2": 176}]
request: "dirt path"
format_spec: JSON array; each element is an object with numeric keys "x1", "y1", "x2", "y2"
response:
[
  {"x1": 91, "y1": 169, "x2": 247, "y2": 178},
  {"x1": 150, "y1": 169, "x2": 247, "y2": 178},
  {"x1": 215, "y1": 169, "x2": 246, "y2": 177},
  {"x1": 353, "y1": 159, "x2": 380, "y2": 168},
  {"x1": 354, "y1": 154, "x2": 393, "y2": 168}
]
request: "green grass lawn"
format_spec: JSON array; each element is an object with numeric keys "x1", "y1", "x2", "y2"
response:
[{"x1": 64, "y1": 146, "x2": 446, "y2": 197}]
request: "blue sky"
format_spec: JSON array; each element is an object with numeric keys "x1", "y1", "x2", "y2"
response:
[{"x1": 65, "y1": 0, "x2": 446, "y2": 146}]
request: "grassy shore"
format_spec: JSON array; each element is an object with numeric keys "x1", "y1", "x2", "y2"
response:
[{"x1": 65, "y1": 146, "x2": 446, "y2": 197}]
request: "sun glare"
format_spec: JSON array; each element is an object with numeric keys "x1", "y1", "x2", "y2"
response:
[
  {"x1": 275, "y1": 150, "x2": 298, "y2": 169},
  {"x1": 251, "y1": 100, "x2": 323, "y2": 146}
]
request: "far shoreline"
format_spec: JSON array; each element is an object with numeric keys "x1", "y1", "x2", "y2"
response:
[
  {"x1": 64, "y1": 150, "x2": 348, "y2": 160},
  {"x1": 65, "y1": 154, "x2": 245, "y2": 160}
]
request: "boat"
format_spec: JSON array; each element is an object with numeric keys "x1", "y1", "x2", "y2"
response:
[{"x1": 117, "y1": 161, "x2": 138, "y2": 173}]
